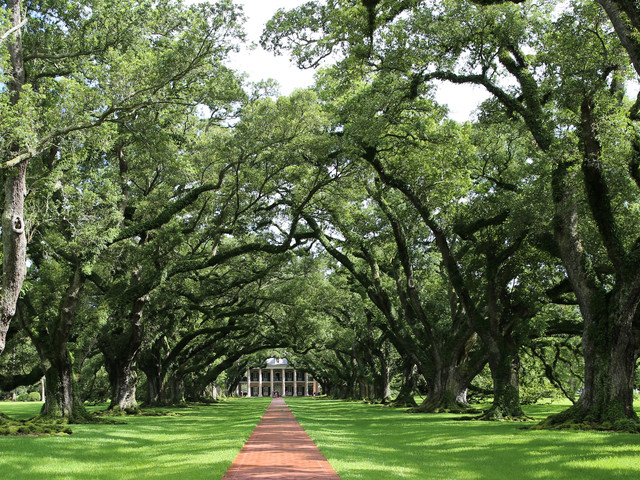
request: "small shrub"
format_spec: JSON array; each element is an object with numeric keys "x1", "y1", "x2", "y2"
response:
[
  {"x1": 16, "y1": 393, "x2": 29, "y2": 402},
  {"x1": 28, "y1": 392, "x2": 41, "y2": 402}
]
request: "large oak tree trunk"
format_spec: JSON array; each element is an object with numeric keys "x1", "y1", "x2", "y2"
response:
[
  {"x1": 391, "y1": 359, "x2": 418, "y2": 407},
  {"x1": 104, "y1": 358, "x2": 139, "y2": 412},
  {"x1": 138, "y1": 345, "x2": 164, "y2": 405},
  {"x1": 542, "y1": 99, "x2": 640, "y2": 431},
  {"x1": 100, "y1": 290, "x2": 147, "y2": 411},
  {"x1": 377, "y1": 363, "x2": 392, "y2": 402},
  {"x1": 541, "y1": 293, "x2": 639, "y2": 429},
  {"x1": 1, "y1": 0, "x2": 28, "y2": 357},
  {"x1": 413, "y1": 375, "x2": 468, "y2": 413},
  {"x1": 165, "y1": 374, "x2": 184, "y2": 405},
  {"x1": 39, "y1": 266, "x2": 93, "y2": 422},
  {"x1": 579, "y1": 304, "x2": 637, "y2": 422},
  {"x1": 411, "y1": 357, "x2": 484, "y2": 413},
  {"x1": 596, "y1": 0, "x2": 640, "y2": 78},
  {"x1": 482, "y1": 338, "x2": 525, "y2": 420},
  {"x1": 41, "y1": 353, "x2": 91, "y2": 422}
]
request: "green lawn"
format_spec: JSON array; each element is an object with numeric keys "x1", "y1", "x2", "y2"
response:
[
  {"x1": 285, "y1": 397, "x2": 640, "y2": 480},
  {"x1": 3, "y1": 397, "x2": 640, "y2": 480},
  {"x1": 0, "y1": 398, "x2": 270, "y2": 480}
]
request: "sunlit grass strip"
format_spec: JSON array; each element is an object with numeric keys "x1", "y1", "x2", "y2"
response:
[
  {"x1": 285, "y1": 398, "x2": 640, "y2": 480},
  {"x1": 0, "y1": 398, "x2": 270, "y2": 480}
]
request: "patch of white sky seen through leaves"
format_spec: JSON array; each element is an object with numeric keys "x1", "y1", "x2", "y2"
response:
[{"x1": 216, "y1": 0, "x2": 489, "y2": 122}]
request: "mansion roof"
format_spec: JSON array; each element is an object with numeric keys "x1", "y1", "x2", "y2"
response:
[{"x1": 256, "y1": 358, "x2": 294, "y2": 369}]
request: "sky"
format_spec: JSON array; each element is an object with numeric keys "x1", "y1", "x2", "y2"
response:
[
  {"x1": 225, "y1": 0, "x2": 486, "y2": 122},
  {"x1": 226, "y1": 1, "x2": 316, "y2": 95}
]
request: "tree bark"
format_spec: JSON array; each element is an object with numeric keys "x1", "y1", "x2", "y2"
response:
[
  {"x1": 481, "y1": 339, "x2": 525, "y2": 419},
  {"x1": 0, "y1": 0, "x2": 28, "y2": 356},
  {"x1": 535, "y1": 97, "x2": 640, "y2": 430},
  {"x1": 392, "y1": 359, "x2": 418, "y2": 407},
  {"x1": 42, "y1": 353, "x2": 87, "y2": 420},
  {"x1": 413, "y1": 376, "x2": 468, "y2": 413},
  {"x1": 166, "y1": 374, "x2": 184, "y2": 404},
  {"x1": 147, "y1": 374, "x2": 162, "y2": 404},
  {"x1": 104, "y1": 357, "x2": 139, "y2": 412},
  {"x1": 0, "y1": 364, "x2": 44, "y2": 392},
  {"x1": 540, "y1": 291, "x2": 639, "y2": 429},
  {"x1": 38, "y1": 266, "x2": 93, "y2": 422},
  {"x1": 580, "y1": 300, "x2": 638, "y2": 420},
  {"x1": 596, "y1": 0, "x2": 640, "y2": 78},
  {"x1": 380, "y1": 363, "x2": 392, "y2": 402},
  {"x1": 138, "y1": 343, "x2": 165, "y2": 405},
  {"x1": 411, "y1": 351, "x2": 485, "y2": 413},
  {"x1": 100, "y1": 285, "x2": 147, "y2": 411}
]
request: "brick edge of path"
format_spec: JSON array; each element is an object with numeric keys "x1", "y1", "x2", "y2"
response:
[{"x1": 221, "y1": 397, "x2": 342, "y2": 480}]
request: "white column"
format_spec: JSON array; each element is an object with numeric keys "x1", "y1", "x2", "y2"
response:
[
  {"x1": 270, "y1": 369, "x2": 274, "y2": 397},
  {"x1": 258, "y1": 368, "x2": 263, "y2": 397},
  {"x1": 246, "y1": 369, "x2": 251, "y2": 397},
  {"x1": 305, "y1": 373, "x2": 309, "y2": 397},
  {"x1": 282, "y1": 368, "x2": 286, "y2": 396},
  {"x1": 293, "y1": 369, "x2": 297, "y2": 396}
]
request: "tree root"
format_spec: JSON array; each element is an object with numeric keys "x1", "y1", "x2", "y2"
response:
[
  {"x1": 532, "y1": 403, "x2": 640, "y2": 433},
  {"x1": 465, "y1": 411, "x2": 534, "y2": 422},
  {"x1": 389, "y1": 398, "x2": 418, "y2": 408},
  {"x1": 407, "y1": 402, "x2": 483, "y2": 414},
  {"x1": 388, "y1": 394, "x2": 418, "y2": 408},
  {"x1": 95, "y1": 407, "x2": 180, "y2": 418},
  {"x1": 1, "y1": 414, "x2": 72, "y2": 436},
  {"x1": 35, "y1": 410, "x2": 122, "y2": 426}
]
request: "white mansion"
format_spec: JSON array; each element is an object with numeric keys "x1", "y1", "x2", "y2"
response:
[{"x1": 238, "y1": 358, "x2": 318, "y2": 397}]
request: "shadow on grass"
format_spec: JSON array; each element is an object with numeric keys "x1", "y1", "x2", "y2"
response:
[
  {"x1": 285, "y1": 397, "x2": 640, "y2": 480},
  {"x1": 0, "y1": 398, "x2": 271, "y2": 480}
]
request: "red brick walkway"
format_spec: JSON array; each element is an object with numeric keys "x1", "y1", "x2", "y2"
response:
[{"x1": 221, "y1": 398, "x2": 341, "y2": 480}]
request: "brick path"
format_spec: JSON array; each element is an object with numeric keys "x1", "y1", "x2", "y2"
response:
[{"x1": 221, "y1": 398, "x2": 341, "y2": 480}]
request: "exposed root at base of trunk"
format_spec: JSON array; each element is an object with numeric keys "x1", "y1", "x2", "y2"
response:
[
  {"x1": 464, "y1": 412, "x2": 534, "y2": 422},
  {"x1": 36, "y1": 410, "x2": 122, "y2": 426},
  {"x1": 1, "y1": 415, "x2": 72, "y2": 436},
  {"x1": 532, "y1": 403, "x2": 640, "y2": 433},
  {"x1": 456, "y1": 404, "x2": 534, "y2": 422},
  {"x1": 528, "y1": 419, "x2": 640, "y2": 433},
  {"x1": 95, "y1": 407, "x2": 181, "y2": 418},
  {"x1": 389, "y1": 397, "x2": 418, "y2": 408},
  {"x1": 407, "y1": 402, "x2": 483, "y2": 414},
  {"x1": 104, "y1": 405, "x2": 141, "y2": 416}
]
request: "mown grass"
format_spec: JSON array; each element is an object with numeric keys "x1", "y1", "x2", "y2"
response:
[
  {"x1": 3, "y1": 397, "x2": 639, "y2": 479},
  {"x1": 285, "y1": 397, "x2": 640, "y2": 480},
  {"x1": 1, "y1": 401, "x2": 46, "y2": 420},
  {"x1": 0, "y1": 398, "x2": 270, "y2": 480}
]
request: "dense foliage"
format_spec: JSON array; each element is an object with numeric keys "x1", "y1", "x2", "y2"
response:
[{"x1": 1, "y1": 0, "x2": 639, "y2": 434}]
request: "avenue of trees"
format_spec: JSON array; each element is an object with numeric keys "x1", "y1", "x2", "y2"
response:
[{"x1": 1, "y1": 0, "x2": 639, "y2": 433}]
